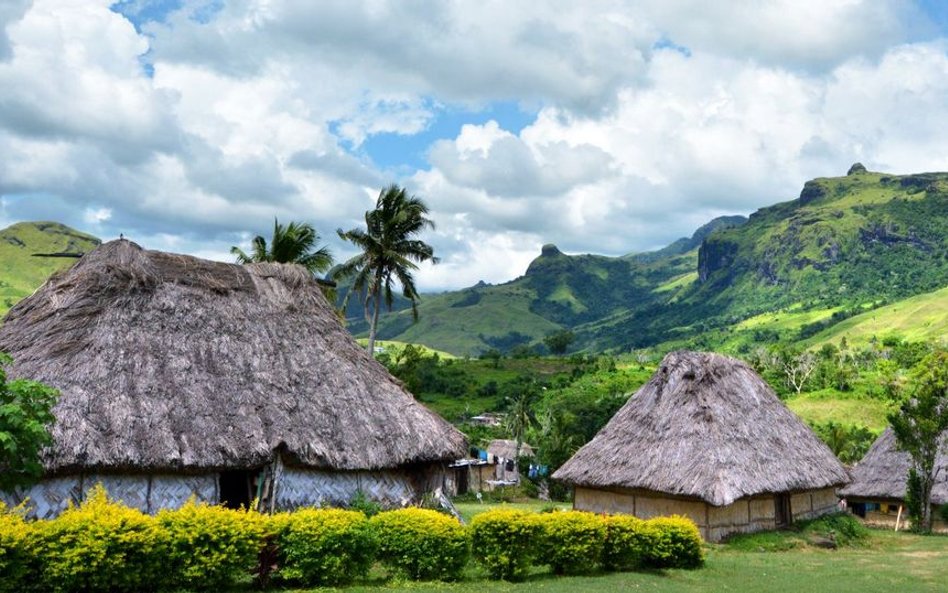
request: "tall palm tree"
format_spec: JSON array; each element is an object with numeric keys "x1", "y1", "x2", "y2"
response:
[
  {"x1": 334, "y1": 184, "x2": 439, "y2": 354},
  {"x1": 231, "y1": 218, "x2": 333, "y2": 275}
]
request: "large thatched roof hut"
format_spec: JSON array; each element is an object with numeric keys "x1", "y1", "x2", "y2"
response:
[
  {"x1": 553, "y1": 351, "x2": 849, "y2": 541},
  {"x1": 840, "y1": 428, "x2": 948, "y2": 531},
  {"x1": 0, "y1": 240, "x2": 466, "y2": 518}
]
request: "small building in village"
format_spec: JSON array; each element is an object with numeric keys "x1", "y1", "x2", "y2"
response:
[
  {"x1": 444, "y1": 439, "x2": 536, "y2": 495},
  {"x1": 840, "y1": 428, "x2": 948, "y2": 532},
  {"x1": 553, "y1": 350, "x2": 850, "y2": 542},
  {"x1": 0, "y1": 240, "x2": 467, "y2": 518}
]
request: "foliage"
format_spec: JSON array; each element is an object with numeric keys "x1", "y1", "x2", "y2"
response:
[
  {"x1": 0, "y1": 503, "x2": 36, "y2": 593},
  {"x1": 30, "y1": 485, "x2": 167, "y2": 593},
  {"x1": 642, "y1": 516, "x2": 704, "y2": 569},
  {"x1": 798, "y1": 512, "x2": 869, "y2": 547},
  {"x1": 0, "y1": 353, "x2": 59, "y2": 491},
  {"x1": 348, "y1": 489, "x2": 382, "y2": 517},
  {"x1": 535, "y1": 511, "x2": 607, "y2": 575},
  {"x1": 601, "y1": 514, "x2": 655, "y2": 571},
  {"x1": 369, "y1": 508, "x2": 469, "y2": 581},
  {"x1": 157, "y1": 499, "x2": 265, "y2": 591},
  {"x1": 809, "y1": 421, "x2": 877, "y2": 463},
  {"x1": 469, "y1": 508, "x2": 542, "y2": 581},
  {"x1": 230, "y1": 218, "x2": 333, "y2": 275},
  {"x1": 335, "y1": 184, "x2": 439, "y2": 353},
  {"x1": 274, "y1": 508, "x2": 376, "y2": 586},
  {"x1": 726, "y1": 512, "x2": 869, "y2": 552},
  {"x1": 887, "y1": 349, "x2": 948, "y2": 533},
  {"x1": 905, "y1": 468, "x2": 924, "y2": 533},
  {"x1": 544, "y1": 330, "x2": 576, "y2": 355}
]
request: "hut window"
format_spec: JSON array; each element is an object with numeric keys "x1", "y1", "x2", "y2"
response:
[{"x1": 219, "y1": 470, "x2": 255, "y2": 509}]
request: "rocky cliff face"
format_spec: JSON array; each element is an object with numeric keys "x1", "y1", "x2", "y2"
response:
[{"x1": 697, "y1": 237, "x2": 739, "y2": 283}]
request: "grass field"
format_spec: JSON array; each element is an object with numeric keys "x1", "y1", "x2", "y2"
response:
[
  {"x1": 332, "y1": 530, "x2": 947, "y2": 593},
  {"x1": 785, "y1": 390, "x2": 892, "y2": 431}
]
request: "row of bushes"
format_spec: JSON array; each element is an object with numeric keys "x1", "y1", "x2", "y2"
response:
[{"x1": 0, "y1": 488, "x2": 703, "y2": 592}]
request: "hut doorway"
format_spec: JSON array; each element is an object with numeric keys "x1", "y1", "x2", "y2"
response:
[
  {"x1": 775, "y1": 493, "x2": 792, "y2": 528},
  {"x1": 219, "y1": 470, "x2": 255, "y2": 509}
]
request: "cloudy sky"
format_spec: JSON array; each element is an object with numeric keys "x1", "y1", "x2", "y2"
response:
[{"x1": 1, "y1": 1, "x2": 947, "y2": 290}]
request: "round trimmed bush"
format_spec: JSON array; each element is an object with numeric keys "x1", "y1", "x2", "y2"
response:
[
  {"x1": 470, "y1": 508, "x2": 541, "y2": 581},
  {"x1": 644, "y1": 515, "x2": 704, "y2": 569},
  {"x1": 157, "y1": 499, "x2": 266, "y2": 591},
  {"x1": 275, "y1": 508, "x2": 376, "y2": 586},
  {"x1": 31, "y1": 485, "x2": 168, "y2": 593},
  {"x1": 370, "y1": 508, "x2": 469, "y2": 580},
  {"x1": 602, "y1": 514, "x2": 657, "y2": 571},
  {"x1": 535, "y1": 510, "x2": 606, "y2": 575},
  {"x1": 0, "y1": 503, "x2": 37, "y2": 593}
]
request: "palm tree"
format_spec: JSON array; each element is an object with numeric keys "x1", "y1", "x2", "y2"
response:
[
  {"x1": 334, "y1": 184, "x2": 439, "y2": 354},
  {"x1": 231, "y1": 219, "x2": 333, "y2": 275}
]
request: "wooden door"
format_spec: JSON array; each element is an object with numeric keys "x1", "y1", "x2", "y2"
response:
[{"x1": 775, "y1": 493, "x2": 792, "y2": 528}]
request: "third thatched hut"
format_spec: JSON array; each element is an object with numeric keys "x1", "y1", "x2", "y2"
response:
[{"x1": 553, "y1": 350, "x2": 849, "y2": 541}]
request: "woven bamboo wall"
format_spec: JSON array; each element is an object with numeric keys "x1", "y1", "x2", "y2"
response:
[{"x1": 275, "y1": 467, "x2": 419, "y2": 509}]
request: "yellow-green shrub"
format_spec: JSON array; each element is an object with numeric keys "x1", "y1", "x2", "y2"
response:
[
  {"x1": 643, "y1": 515, "x2": 704, "y2": 569},
  {"x1": 469, "y1": 508, "x2": 541, "y2": 581},
  {"x1": 157, "y1": 500, "x2": 265, "y2": 591},
  {"x1": 275, "y1": 508, "x2": 376, "y2": 586},
  {"x1": 31, "y1": 485, "x2": 167, "y2": 593},
  {"x1": 535, "y1": 510, "x2": 606, "y2": 575},
  {"x1": 370, "y1": 508, "x2": 469, "y2": 580},
  {"x1": 601, "y1": 514, "x2": 657, "y2": 571},
  {"x1": 0, "y1": 503, "x2": 37, "y2": 593}
]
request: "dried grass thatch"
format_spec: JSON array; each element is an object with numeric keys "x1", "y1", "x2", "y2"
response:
[
  {"x1": 0, "y1": 240, "x2": 466, "y2": 475},
  {"x1": 553, "y1": 351, "x2": 849, "y2": 506},
  {"x1": 839, "y1": 428, "x2": 948, "y2": 505}
]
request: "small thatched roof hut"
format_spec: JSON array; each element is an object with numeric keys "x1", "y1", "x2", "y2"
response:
[
  {"x1": 554, "y1": 350, "x2": 849, "y2": 541},
  {"x1": 839, "y1": 428, "x2": 948, "y2": 531},
  {"x1": 0, "y1": 240, "x2": 466, "y2": 517}
]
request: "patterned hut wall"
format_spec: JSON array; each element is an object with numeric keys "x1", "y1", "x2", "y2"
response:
[
  {"x1": 575, "y1": 487, "x2": 792, "y2": 542},
  {"x1": 1, "y1": 473, "x2": 218, "y2": 519},
  {"x1": 791, "y1": 487, "x2": 839, "y2": 521},
  {"x1": 1, "y1": 477, "x2": 82, "y2": 519},
  {"x1": 275, "y1": 467, "x2": 418, "y2": 510}
]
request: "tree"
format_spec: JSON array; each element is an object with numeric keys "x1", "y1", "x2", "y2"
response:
[
  {"x1": 231, "y1": 219, "x2": 333, "y2": 276},
  {"x1": 888, "y1": 349, "x2": 948, "y2": 533},
  {"x1": 335, "y1": 185, "x2": 439, "y2": 354},
  {"x1": 544, "y1": 330, "x2": 575, "y2": 356},
  {"x1": 0, "y1": 353, "x2": 59, "y2": 491}
]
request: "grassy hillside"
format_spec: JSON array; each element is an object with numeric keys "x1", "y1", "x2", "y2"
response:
[{"x1": 0, "y1": 221, "x2": 100, "y2": 317}]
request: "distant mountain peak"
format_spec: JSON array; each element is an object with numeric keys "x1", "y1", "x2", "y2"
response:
[
  {"x1": 847, "y1": 162, "x2": 867, "y2": 175},
  {"x1": 540, "y1": 243, "x2": 563, "y2": 257}
]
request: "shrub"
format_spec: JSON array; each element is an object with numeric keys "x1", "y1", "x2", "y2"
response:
[
  {"x1": 469, "y1": 508, "x2": 541, "y2": 581},
  {"x1": 799, "y1": 512, "x2": 869, "y2": 546},
  {"x1": 370, "y1": 508, "x2": 469, "y2": 580},
  {"x1": 601, "y1": 514, "x2": 657, "y2": 571},
  {"x1": 643, "y1": 515, "x2": 704, "y2": 569},
  {"x1": 157, "y1": 499, "x2": 265, "y2": 591},
  {"x1": 0, "y1": 503, "x2": 36, "y2": 593},
  {"x1": 535, "y1": 510, "x2": 606, "y2": 575},
  {"x1": 31, "y1": 485, "x2": 167, "y2": 593},
  {"x1": 275, "y1": 508, "x2": 376, "y2": 586}
]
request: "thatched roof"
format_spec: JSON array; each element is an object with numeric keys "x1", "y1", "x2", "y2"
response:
[
  {"x1": 839, "y1": 428, "x2": 948, "y2": 505},
  {"x1": 487, "y1": 439, "x2": 535, "y2": 459},
  {"x1": 0, "y1": 240, "x2": 466, "y2": 475},
  {"x1": 553, "y1": 351, "x2": 849, "y2": 506}
]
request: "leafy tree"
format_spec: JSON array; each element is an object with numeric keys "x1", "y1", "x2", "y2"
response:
[
  {"x1": 0, "y1": 353, "x2": 59, "y2": 490},
  {"x1": 504, "y1": 381, "x2": 540, "y2": 460},
  {"x1": 231, "y1": 219, "x2": 333, "y2": 275},
  {"x1": 544, "y1": 330, "x2": 575, "y2": 356},
  {"x1": 888, "y1": 349, "x2": 948, "y2": 533},
  {"x1": 335, "y1": 185, "x2": 439, "y2": 354}
]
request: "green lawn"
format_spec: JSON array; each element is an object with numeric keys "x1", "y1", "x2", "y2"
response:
[
  {"x1": 453, "y1": 501, "x2": 570, "y2": 523},
  {"x1": 332, "y1": 531, "x2": 947, "y2": 593}
]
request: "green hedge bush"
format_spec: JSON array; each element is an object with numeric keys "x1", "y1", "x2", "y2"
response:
[
  {"x1": 643, "y1": 515, "x2": 704, "y2": 569},
  {"x1": 31, "y1": 485, "x2": 167, "y2": 593},
  {"x1": 157, "y1": 499, "x2": 265, "y2": 591},
  {"x1": 470, "y1": 508, "x2": 541, "y2": 581},
  {"x1": 535, "y1": 510, "x2": 607, "y2": 575},
  {"x1": 0, "y1": 503, "x2": 36, "y2": 593},
  {"x1": 275, "y1": 508, "x2": 376, "y2": 586},
  {"x1": 602, "y1": 514, "x2": 656, "y2": 571},
  {"x1": 370, "y1": 508, "x2": 469, "y2": 580}
]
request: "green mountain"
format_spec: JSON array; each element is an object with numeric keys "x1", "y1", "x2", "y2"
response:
[
  {"x1": 369, "y1": 167, "x2": 948, "y2": 356},
  {"x1": 0, "y1": 222, "x2": 101, "y2": 317}
]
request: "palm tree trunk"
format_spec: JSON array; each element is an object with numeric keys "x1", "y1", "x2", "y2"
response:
[{"x1": 367, "y1": 286, "x2": 381, "y2": 354}]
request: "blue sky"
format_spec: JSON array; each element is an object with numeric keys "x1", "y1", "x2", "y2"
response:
[{"x1": 1, "y1": 1, "x2": 947, "y2": 289}]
